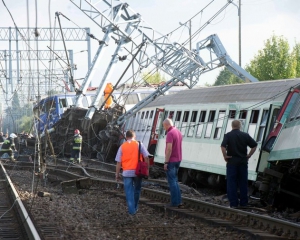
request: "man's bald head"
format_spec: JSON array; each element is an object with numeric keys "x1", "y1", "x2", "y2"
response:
[
  {"x1": 231, "y1": 120, "x2": 242, "y2": 130},
  {"x1": 163, "y1": 118, "x2": 174, "y2": 131}
]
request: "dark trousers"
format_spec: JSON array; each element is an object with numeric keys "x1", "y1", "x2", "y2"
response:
[
  {"x1": 70, "y1": 149, "x2": 81, "y2": 162},
  {"x1": 226, "y1": 163, "x2": 248, "y2": 207}
]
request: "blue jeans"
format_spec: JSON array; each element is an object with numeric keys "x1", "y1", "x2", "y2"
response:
[
  {"x1": 123, "y1": 176, "x2": 142, "y2": 215},
  {"x1": 226, "y1": 163, "x2": 248, "y2": 207},
  {"x1": 166, "y1": 161, "x2": 182, "y2": 206}
]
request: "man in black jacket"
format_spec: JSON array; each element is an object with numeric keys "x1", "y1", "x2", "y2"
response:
[{"x1": 221, "y1": 120, "x2": 257, "y2": 208}]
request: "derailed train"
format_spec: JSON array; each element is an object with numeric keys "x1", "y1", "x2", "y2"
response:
[
  {"x1": 25, "y1": 85, "x2": 185, "y2": 158},
  {"x1": 25, "y1": 78, "x2": 300, "y2": 208},
  {"x1": 125, "y1": 79, "x2": 300, "y2": 208}
]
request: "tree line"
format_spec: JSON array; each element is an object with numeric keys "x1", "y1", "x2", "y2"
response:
[{"x1": 214, "y1": 35, "x2": 300, "y2": 86}]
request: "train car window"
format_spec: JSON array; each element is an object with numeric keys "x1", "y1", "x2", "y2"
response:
[
  {"x1": 180, "y1": 111, "x2": 190, "y2": 136},
  {"x1": 225, "y1": 110, "x2": 236, "y2": 133},
  {"x1": 139, "y1": 112, "x2": 145, "y2": 131},
  {"x1": 289, "y1": 95, "x2": 300, "y2": 122},
  {"x1": 44, "y1": 100, "x2": 55, "y2": 113},
  {"x1": 168, "y1": 111, "x2": 175, "y2": 120},
  {"x1": 130, "y1": 114, "x2": 136, "y2": 130},
  {"x1": 238, "y1": 110, "x2": 247, "y2": 131},
  {"x1": 133, "y1": 113, "x2": 139, "y2": 131},
  {"x1": 268, "y1": 108, "x2": 280, "y2": 137},
  {"x1": 239, "y1": 110, "x2": 247, "y2": 119},
  {"x1": 214, "y1": 110, "x2": 225, "y2": 139},
  {"x1": 175, "y1": 111, "x2": 182, "y2": 128},
  {"x1": 143, "y1": 111, "x2": 149, "y2": 131},
  {"x1": 187, "y1": 111, "x2": 198, "y2": 137},
  {"x1": 150, "y1": 110, "x2": 154, "y2": 119},
  {"x1": 158, "y1": 111, "x2": 165, "y2": 135},
  {"x1": 59, "y1": 98, "x2": 68, "y2": 109},
  {"x1": 205, "y1": 110, "x2": 216, "y2": 138},
  {"x1": 135, "y1": 112, "x2": 141, "y2": 131},
  {"x1": 147, "y1": 110, "x2": 154, "y2": 131},
  {"x1": 257, "y1": 110, "x2": 269, "y2": 142},
  {"x1": 196, "y1": 110, "x2": 207, "y2": 138},
  {"x1": 164, "y1": 111, "x2": 169, "y2": 121},
  {"x1": 279, "y1": 92, "x2": 298, "y2": 123},
  {"x1": 248, "y1": 110, "x2": 260, "y2": 138}
]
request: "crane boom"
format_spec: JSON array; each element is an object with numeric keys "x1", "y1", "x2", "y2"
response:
[
  {"x1": 69, "y1": 0, "x2": 236, "y2": 118},
  {"x1": 116, "y1": 34, "x2": 258, "y2": 125}
]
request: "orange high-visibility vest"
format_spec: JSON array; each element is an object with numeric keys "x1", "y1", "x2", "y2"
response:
[
  {"x1": 104, "y1": 83, "x2": 113, "y2": 109},
  {"x1": 121, "y1": 140, "x2": 143, "y2": 170}
]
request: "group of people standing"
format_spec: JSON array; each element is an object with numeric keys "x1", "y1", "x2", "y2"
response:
[
  {"x1": 115, "y1": 118, "x2": 257, "y2": 215},
  {"x1": 1, "y1": 117, "x2": 257, "y2": 214}
]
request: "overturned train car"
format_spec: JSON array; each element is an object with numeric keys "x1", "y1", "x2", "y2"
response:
[{"x1": 126, "y1": 79, "x2": 300, "y2": 208}]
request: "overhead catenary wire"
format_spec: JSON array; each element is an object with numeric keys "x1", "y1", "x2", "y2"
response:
[{"x1": 1, "y1": 1, "x2": 72, "y2": 100}]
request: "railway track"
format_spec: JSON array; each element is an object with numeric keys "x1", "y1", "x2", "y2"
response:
[
  {"x1": 3, "y1": 159, "x2": 300, "y2": 239},
  {"x1": 0, "y1": 162, "x2": 40, "y2": 239}
]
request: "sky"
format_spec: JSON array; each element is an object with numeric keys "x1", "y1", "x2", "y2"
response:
[{"x1": 0, "y1": 0, "x2": 300, "y2": 105}]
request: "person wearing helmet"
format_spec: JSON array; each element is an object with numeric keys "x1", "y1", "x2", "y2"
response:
[
  {"x1": 70, "y1": 129, "x2": 82, "y2": 163},
  {"x1": 0, "y1": 133, "x2": 17, "y2": 161}
]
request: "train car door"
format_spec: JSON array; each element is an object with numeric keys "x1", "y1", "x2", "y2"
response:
[
  {"x1": 147, "y1": 108, "x2": 164, "y2": 164},
  {"x1": 256, "y1": 103, "x2": 282, "y2": 173},
  {"x1": 263, "y1": 89, "x2": 300, "y2": 152}
]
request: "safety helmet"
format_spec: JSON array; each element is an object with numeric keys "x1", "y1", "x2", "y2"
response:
[
  {"x1": 10, "y1": 133, "x2": 17, "y2": 138},
  {"x1": 74, "y1": 129, "x2": 80, "y2": 135}
]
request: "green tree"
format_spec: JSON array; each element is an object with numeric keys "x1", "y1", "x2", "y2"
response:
[
  {"x1": 245, "y1": 35, "x2": 296, "y2": 80},
  {"x1": 142, "y1": 71, "x2": 166, "y2": 85},
  {"x1": 16, "y1": 115, "x2": 33, "y2": 133},
  {"x1": 213, "y1": 67, "x2": 244, "y2": 86},
  {"x1": 11, "y1": 92, "x2": 21, "y2": 112},
  {"x1": 292, "y1": 43, "x2": 300, "y2": 77}
]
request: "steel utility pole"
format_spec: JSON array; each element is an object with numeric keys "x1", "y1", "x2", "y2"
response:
[
  {"x1": 189, "y1": 20, "x2": 192, "y2": 51},
  {"x1": 239, "y1": 0, "x2": 241, "y2": 66},
  {"x1": 230, "y1": 0, "x2": 241, "y2": 66}
]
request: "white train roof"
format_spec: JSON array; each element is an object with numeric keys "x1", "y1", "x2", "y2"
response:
[{"x1": 146, "y1": 79, "x2": 300, "y2": 107}]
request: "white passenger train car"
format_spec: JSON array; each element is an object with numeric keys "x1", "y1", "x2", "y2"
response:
[{"x1": 125, "y1": 79, "x2": 300, "y2": 185}]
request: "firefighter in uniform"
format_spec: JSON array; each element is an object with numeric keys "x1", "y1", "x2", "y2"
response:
[
  {"x1": 70, "y1": 129, "x2": 82, "y2": 163},
  {"x1": 0, "y1": 133, "x2": 17, "y2": 161}
]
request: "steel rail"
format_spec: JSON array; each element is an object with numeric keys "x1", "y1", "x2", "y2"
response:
[
  {"x1": 0, "y1": 162, "x2": 41, "y2": 240},
  {"x1": 4, "y1": 160, "x2": 300, "y2": 238}
]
